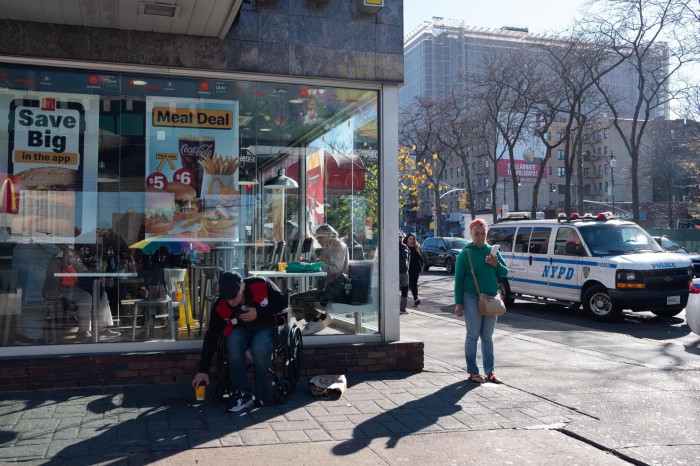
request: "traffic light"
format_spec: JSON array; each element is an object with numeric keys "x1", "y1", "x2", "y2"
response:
[{"x1": 459, "y1": 192, "x2": 468, "y2": 210}]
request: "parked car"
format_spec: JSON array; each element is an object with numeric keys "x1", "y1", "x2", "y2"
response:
[
  {"x1": 421, "y1": 237, "x2": 468, "y2": 274},
  {"x1": 687, "y1": 279, "x2": 700, "y2": 335},
  {"x1": 653, "y1": 236, "x2": 700, "y2": 277}
]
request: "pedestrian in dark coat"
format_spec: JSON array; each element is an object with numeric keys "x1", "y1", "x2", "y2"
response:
[
  {"x1": 399, "y1": 230, "x2": 410, "y2": 314},
  {"x1": 404, "y1": 233, "x2": 424, "y2": 305}
]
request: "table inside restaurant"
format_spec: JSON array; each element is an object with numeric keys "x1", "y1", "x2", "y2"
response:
[
  {"x1": 248, "y1": 269, "x2": 326, "y2": 294},
  {"x1": 54, "y1": 272, "x2": 137, "y2": 343}
]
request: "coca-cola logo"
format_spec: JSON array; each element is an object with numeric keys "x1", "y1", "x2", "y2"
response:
[{"x1": 180, "y1": 142, "x2": 214, "y2": 158}]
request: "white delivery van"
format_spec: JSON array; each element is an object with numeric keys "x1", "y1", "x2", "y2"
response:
[{"x1": 487, "y1": 213, "x2": 694, "y2": 321}]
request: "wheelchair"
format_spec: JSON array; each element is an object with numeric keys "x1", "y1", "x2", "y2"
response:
[{"x1": 214, "y1": 307, "x2": 303, "y2": 404}]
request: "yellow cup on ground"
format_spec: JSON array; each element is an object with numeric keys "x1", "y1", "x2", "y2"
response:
[
  {"x1": 278, "y1": 262, "x2": 287, "y2": 271},
  {"x1": 195, "y1": 383, "x2": 206, "y2": 401}
]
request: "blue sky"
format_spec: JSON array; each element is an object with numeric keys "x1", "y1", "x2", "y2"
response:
[{"x1": 404, "y1": 0, "x2": 589, "y2": 36}]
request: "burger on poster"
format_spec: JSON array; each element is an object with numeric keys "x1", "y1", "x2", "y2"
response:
[
  {"x1": 145, "y1": 187, "x2": 175, "y2": 234},
  {"x1": 17, "y1": 166, "x2": 79, "y2": 191},
  {"x1": 165, "y1": 182, "x2": 197, "y2": 221}
]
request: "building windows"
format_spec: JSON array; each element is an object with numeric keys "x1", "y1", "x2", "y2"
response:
[
  {"x1": 557, "y1": 150, "x2": 565, "y2": 160},
  {"x1": 557, "y1": 167, "x2": 565, "y2": 177},
  {"x1": 584, "y1": 185, "x2": 590, "y2": 196},
  {"x1": 603, "y1": 128, "x2": 608, "y2": 139},
  {"x1": 548, "y1": 166, "x2": 552, "y2": 176},
  {"x1": 557, "y1": 184, "x2": 565, "y2": 194},
  {"x1": 583, "y1": 168, "x2": 589, "y2": 178},
  {"x1": 603, "y1": 146, "x2": 608, "y2": 156}
]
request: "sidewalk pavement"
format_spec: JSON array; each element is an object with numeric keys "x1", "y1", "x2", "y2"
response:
[{"x1": 0, "y1": 307, "x2": 688, "y2": 465}]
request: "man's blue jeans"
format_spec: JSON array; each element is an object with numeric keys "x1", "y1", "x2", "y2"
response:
[
  {"x1": 462, "y1": 292, "x2": 498, "y2": 374},
  {"x1": 226, "y1": 326, "x2": 274, "y2": 403}
]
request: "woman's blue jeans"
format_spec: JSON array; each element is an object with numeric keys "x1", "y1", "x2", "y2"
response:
[
  {"x1": 462, "y1": 292, "x2": 498, "y2": 374},
  {"x1": 226, "y1": 326, "x2": 274, "y2": 403}
]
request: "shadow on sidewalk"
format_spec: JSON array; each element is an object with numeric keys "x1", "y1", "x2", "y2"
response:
[
  {"x1": 26, "y1": 383, "x2": 315, "y2": 465},
  {"x1": 332, "y1": 380, "x2": 477, "y2": 456}
]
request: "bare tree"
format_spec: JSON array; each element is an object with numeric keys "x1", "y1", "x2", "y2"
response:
[
  {"x1": 640, "y1": 120, "x2": 697, "y2": 226},
  {"x1": 398, "y1": 96, "x2": 450, "y2": 236},
  {"x1": 533, "y1": 30, "x2": 625, "y2": 215},
  {"x1": 461, "y1": 48, "x2": 540, "y2": 219},
  {"x1": 585, "y1": 0, "x2": 699, "y2": 222},
  {"x1": 436, "y1": 87, "x2": 494, "y2": 221}
]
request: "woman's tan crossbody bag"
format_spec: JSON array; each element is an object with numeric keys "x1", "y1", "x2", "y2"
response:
[{"x1": 466, "y1": 249, "x2": 506, "y2": 316}]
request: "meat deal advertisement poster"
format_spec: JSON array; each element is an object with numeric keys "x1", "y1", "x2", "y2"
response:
[
  {"x1": 145, "y1": 97, "x2": 240, "y2": 240},
  {"x1": 0, "y1": 90, "x2": 99, "y2": 242}
]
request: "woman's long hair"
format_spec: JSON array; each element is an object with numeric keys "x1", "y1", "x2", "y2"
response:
[{"x1": 403, "y1": 233, "x2": 421, "y2": 254}]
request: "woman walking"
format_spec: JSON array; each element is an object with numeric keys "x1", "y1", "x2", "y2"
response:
[
  {"x1": 399, "y1": 231, "x2": 410, "y2": 314},
  {"x1": 454, "y1": 219, "x2": 508, "y2": 384},
  {"x1": 404, "y1": 233, "x2": 424, "y2": 306}
]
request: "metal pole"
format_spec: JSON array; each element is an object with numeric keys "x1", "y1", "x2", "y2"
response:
[
  {"x1": 610, "y1": 152, "x2": 616, "y2": 216},
  {"x1": 502, "y1": 178, "x2": 507, "y2": 219}
]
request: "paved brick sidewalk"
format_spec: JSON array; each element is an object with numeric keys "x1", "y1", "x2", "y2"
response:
[{"x1": 0, "y1": 360, "x2": 588, "y2": 464}]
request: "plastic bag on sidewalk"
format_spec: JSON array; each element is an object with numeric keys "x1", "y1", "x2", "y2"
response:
[{"x1": 308, "y1": 374, "x2": 347, "y2": 399}]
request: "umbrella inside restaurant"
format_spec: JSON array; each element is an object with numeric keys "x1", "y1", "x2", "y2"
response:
[{"x1": 129, "y1": 234, "x2": 211, "y2": 255}]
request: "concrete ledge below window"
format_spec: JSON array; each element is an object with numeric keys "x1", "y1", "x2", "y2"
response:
[{"x1": 0, "y1": 341, "x2": 424, "y2": 392}]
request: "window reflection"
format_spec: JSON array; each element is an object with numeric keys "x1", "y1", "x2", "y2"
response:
[{"x1": 0, "y1": 64, "x2": 380, "y2": 346}]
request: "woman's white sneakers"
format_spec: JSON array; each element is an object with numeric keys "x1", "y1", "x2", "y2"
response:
[{"x1": 302, "y1": 313, "x2": 332, "y2": 335}]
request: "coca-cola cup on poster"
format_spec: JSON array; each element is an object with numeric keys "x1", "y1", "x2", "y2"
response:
[{"x1": 179, "y1": 135, "x2": 215, "y2": 198}]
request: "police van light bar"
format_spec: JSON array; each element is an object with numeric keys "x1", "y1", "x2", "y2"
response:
[
  {"x1": 570, "y1": 213, "x2": 580, "y2": 219},
  {"x1": 596, "y1": 212, "x2": 614, "y2": 220}
]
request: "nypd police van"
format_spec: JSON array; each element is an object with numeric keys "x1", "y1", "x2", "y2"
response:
[{"x1": 487, "y1": 213, "x2": 694, "y2": 321}]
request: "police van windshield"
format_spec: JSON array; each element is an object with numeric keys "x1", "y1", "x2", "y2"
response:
[{"x1": 579, "y1": 224, "x2": 664, "y2": 256}]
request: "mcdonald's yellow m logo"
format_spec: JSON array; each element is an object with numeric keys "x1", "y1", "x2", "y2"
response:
[{"x1": 0, "y1": 176, "x2": 19, "y2": 213}]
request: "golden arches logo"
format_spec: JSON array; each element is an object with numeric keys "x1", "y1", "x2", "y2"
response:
[
  {"x1": 206, "y1": 176, "x2": 233, "y2": 195},
  {"x1": 0, "y1": 177, "x2": 18, "y2": 213}
]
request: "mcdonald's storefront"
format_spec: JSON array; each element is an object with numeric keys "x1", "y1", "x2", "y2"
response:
[{"x1": 0, "y1": 2, "x2": 422, "y2": 391}]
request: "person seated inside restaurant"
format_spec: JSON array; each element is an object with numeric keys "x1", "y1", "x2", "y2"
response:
[
  {"x1": 289, "y1": 223, "x2": 349, "y2": 335},
  {"x1": 143, "y1": 246, "x2": 178, "y2": 300},
  {"x1": 69, "y1": 257, "x2": 121, "y2": 341}
]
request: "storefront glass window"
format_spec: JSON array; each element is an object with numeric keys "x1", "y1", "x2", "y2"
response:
[{"x1": 0, "y1": 64, "x2": 380, "y2": 346}]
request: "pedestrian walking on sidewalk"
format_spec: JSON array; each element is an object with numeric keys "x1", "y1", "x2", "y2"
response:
[
  {"x1": 404, "y1": 232, "x2": 424, "y2": 306},
  {"x1": 399, "y1": 230, "x2": 410, "y2": 314},
  {"x1": 454, "y1": 219, "x2": 508, "y2": 384}
]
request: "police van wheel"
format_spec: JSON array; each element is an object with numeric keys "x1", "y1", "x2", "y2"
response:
[
  {"x1": 582, "y1": 286, "x2": 622, "y2": 321},
  {"x1": 498, "y1": 279, "x2": 515, "y2": 307}
]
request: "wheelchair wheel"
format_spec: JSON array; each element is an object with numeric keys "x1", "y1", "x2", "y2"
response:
[
  {"x1": 284, "y1": 326, "x2": 303, "y2": 390},
  {"x1": 215, "y1": 336, "x2": 234, "y2": 402}
]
